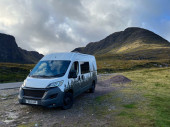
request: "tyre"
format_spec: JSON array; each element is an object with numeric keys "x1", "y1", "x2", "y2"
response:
[
  {"x1": 89, "y1": 81, "x2": 95, "y2": 93},
  {"x1": 61, "y1": 92, "x2": 73, "y2": 110}
]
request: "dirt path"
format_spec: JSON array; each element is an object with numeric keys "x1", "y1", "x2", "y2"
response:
[
  {"x1": 0, "y1": 82, "x2": 22, "y2": 90},
  {"x1": 0, "y1": 74, "x2": 132, "y2": 127}
]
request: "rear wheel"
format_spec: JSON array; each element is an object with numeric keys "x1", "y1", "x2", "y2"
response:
[
  {"x1": 89, "y1": 81, "x2": 95, "y2": 93},
  {"x1": 61, "y1": 92, "x2": 73, "y2": 110}
]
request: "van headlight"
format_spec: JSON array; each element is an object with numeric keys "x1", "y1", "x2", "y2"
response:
[
  {"x1": 47, "y1": 80, "x2": 64, "y2": 88},
  {"x1": 21, "y1": 80, "x2": 26, "y2": 88}
]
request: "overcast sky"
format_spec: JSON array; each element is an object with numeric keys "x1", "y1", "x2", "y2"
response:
[{"x1": 0, "y1": 0, "x2": 170, "y2": 55}]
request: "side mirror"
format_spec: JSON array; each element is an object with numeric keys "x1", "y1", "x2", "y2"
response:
[
  {"x1": 69, "y1": 70, "x2": 77, "y2": 78},
  {"x1": 30, "y1": 69, "x2": 32, "y2": 72}
]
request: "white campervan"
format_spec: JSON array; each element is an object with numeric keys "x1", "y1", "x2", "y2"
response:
[{"x1": 18, "y1": 52, "x2": 97, "y2": 109}]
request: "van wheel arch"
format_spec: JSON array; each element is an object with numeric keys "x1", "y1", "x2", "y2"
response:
[
  {"x1": 89, "y1": 80, "x2": 96, "y2": 93},
  {"x1": 93, "y1": 80, "x2": 95, "y2": 85},
  {"x1": 65, "y1": 89, "x2": 74, "y2": 94},
  {"x1": 62, "y1": 90, "x2": 74, "y2": 110}
]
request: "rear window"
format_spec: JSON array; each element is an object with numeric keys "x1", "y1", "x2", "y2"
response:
[{"x1": 80, "y1": 62, "x2": 90, "y2": 74}]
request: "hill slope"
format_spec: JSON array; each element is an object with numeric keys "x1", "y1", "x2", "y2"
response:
[
  {"x1": 73, "y1": 27, "x2": 170, "y2": 60},
  {"x1": 0, "y1": 33, "x2": 43, "y2": 63}
]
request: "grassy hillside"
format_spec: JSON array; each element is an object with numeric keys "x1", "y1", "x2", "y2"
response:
[
  {"x1": 111, "y1": 42, "x2": 170, "y2": 54},
  {"x1": 0, "y1": 33, "x2": 43, "y2": 64},
  {"x1": 73, "y1": 27, "x2": 170, "y2": 57}
]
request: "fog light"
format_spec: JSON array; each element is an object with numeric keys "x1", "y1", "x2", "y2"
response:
[{"x1": 49, "y1": 93, "x2": 58, "y2": 99}]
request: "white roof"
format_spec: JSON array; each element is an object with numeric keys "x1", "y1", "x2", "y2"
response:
[{"x1": 40, "y1": 52, "x2": 94, "y2": 61}]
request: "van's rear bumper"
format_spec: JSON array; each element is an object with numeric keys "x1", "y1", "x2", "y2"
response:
[{"x1": 18, "y1": 87, "x2": 64, "y2": 108}]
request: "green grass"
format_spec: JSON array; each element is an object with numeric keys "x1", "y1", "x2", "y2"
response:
[
  {"x1": 96, "y1": 54, "x2": 170, "y2": 73},
  {"x1": 88, "y1": 67, "x2": 170, "y2": 127},
  {"x1": 0, "y1": 63, "x2": 34, "y2": 83},
  {"x1": 123, "y1": 67, "x2": 170, "y2": 127},
  {"x1": 18, "y1": 122, "x2": 38, "y2": 127},
  {"x1": 123, "y1": 103, "x2": 136, "y2": 109}
]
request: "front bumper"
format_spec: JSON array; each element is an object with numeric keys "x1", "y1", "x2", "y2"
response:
[{"x1": 18, "y1": 87, "x2": 64, "y2": 108}]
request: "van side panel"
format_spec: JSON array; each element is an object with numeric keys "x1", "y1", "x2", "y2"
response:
[{"x1": 76, "y1": 55, "x2": 97, "y2": 94}]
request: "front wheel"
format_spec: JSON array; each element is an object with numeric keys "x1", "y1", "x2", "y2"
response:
[
  {"x1": 61, "y1": 92, "x2": 73, "y2": 110},
  {"x1": 89, "y1": 82, "x2": 95, "y2": 93}
]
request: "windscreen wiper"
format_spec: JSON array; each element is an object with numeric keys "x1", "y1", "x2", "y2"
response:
[
  {"x1": 39, "y1": 75, "x2": 51, "y2": 78},
  {"x1": 30, "y1": 75, "x2": 49, "y2": 78}
]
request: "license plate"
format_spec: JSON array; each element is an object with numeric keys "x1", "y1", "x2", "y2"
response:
[{"x1": 25, "y1": 99, "x2": 38, "y2": 105}]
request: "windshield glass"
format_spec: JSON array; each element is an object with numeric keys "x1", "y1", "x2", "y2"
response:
[{"x1": 29, "y1": 60, "x2": 71, "y2": 78}]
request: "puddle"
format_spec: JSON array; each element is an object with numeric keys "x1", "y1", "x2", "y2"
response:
[
  {"x1": 3, "y1": 112, "x2": 19, "y2": 124},
  {"x1": 0, "y1": 93, "x2": 7, "y2": 97}
]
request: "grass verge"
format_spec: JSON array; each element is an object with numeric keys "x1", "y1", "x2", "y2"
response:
[
  {"x1": 123, "y1": 67, "x2": 170, "y2": 127},
  {"x1": 88, "y1": 67, "x2": 170, "y2": 127}
]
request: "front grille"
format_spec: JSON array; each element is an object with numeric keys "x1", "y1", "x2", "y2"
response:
[{"x1": 23, "y1": 89, "x2": 46, "y2": 98}]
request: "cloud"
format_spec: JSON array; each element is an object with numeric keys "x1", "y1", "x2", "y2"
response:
[
  {"x1": 0, "y1": 0, "x2": 169, "y2": 54},
  {"x1": 130, "y1": 0, "x2": 170, "y2": 41}
]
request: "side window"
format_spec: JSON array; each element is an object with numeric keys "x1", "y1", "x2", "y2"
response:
[
  {"x1": 80, "y1": 62, "x2": 90, "y2": 74},
  {"x1": 69, "y1": 61, "x2": 79, "y2": 75}
]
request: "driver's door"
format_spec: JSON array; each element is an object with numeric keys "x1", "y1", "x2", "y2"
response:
[{"x1": 68, "y1": 61, "x2": 81, "y2": 97}]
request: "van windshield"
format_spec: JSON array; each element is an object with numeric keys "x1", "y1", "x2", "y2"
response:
[{"x1": 29, "y1": 60, "x2": 71, "y2": 78}]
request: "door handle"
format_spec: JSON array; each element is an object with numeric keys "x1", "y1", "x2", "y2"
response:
[
  {"x1": 78, "y1": 76, "x2": 81, "y2": 80},
  {"x1": 81, "y1": 75, "x2": 84, "y2": 80}
]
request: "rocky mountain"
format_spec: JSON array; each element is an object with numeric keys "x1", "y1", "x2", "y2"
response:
[
  {"x1": 0, "y1": 33, "x2": 43, "y2": 63},
  {"x1": 73, "y1": 27, "x2": 170, "y2": 59}
]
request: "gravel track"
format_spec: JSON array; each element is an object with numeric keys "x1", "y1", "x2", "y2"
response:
[{"x1": 0, "y1": 74, "x2": 132, "y2": 127}]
